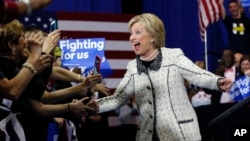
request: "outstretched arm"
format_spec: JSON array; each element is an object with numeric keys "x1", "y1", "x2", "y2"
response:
[
  {"x1": 1, "y1": 0, "x2": 53, "y2": 24},
  {"x1": 0, "y1": 32, "x2": 52, "y2": 101},
  {"x1": 29, "y1": 97, "x2": 94, "y2": 117},
  {"x1": 217, "y1": 77, "x2": 232, "y2": 92}
]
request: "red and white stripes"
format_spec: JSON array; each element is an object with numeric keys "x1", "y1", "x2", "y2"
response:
[
  {"x1": 198, "y1": 0, "x2": 222, "y2": 41},
  {"x1": 57, "y1": 12, "x2": 135, "y2": 94}
]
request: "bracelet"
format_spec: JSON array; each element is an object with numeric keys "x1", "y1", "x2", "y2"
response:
[
  {"x1": 68, "y1": 103, "x2": 71, "y2": 112},
  {"x1": 22, "y1": 62, "x2": 37, "y2": 74}
]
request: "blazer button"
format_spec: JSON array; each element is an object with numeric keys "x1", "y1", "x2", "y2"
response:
[
  {"x1": 148, "y1": 129, "x2": 153, "y2": 133},
  {"x1": 146, "y1": 86, "x2": 151, "y2": 90},
  {"x1": 150, "y1": 114, "x2": 153, "y2": 119},
  {"x1": 148, "y1": 100, "x2": 152, "y2": 104}
]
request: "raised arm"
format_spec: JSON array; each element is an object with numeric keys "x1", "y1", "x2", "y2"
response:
[
  {"x1": 0, "y1": 32, "x2": 51, "y2": 101},
  {"x1": 28, "y1": 97, "x2": 94, "y2": 117},
  {"x1": 219, "y1": 0, "x2": 226, "y2": 20},
  {"x1": 237, "y1": 0, "x2": 244, "y2": 14},
  {"x1": 1, "y1": 0, "x2": 53, "y2": 24}
]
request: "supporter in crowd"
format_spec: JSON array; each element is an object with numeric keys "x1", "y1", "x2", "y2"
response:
[
  {"x1": 86, "y1": 13, "x2": 232, "y2": 141},
  {"x1": 215, "y1": 49, "x2": 239, "y2": 103},
  {"x1": 77, "y1": 90, "x2": 109, "y2": 141},
  {"x1": 220, "y1": 0, "x2": 250, "y2": 54},
  {"x1": 0, "y1": 0, "x2": 53, "y2": 24},
  {"x1": 203, "y1": 49, "x2": 240, "y2": 104},
  {"x1": 238, "y1": 54, "x2": 250, "y2": 77},
  {"x1": 70, "y1": 67, "x2": 110, "y2": 141},
  {"x1": 24, "y1": 22, "x2": 111, "y2": 141},
  {"x1": 0, "y1": 19, "x2": 102, "y2": 141},
  {"x1": 229, "y1": 54, "x2": 250, "y2": 102},
  {"x1": 0, "y1": 26, "x2": 51, "y2": 101}
]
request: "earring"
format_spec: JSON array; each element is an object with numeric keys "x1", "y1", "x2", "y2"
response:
[{"x1": 150, "y1": 39, "x2": 154, "y2": 43}]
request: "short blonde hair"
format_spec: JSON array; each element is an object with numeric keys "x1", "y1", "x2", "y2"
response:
[
  {"x1": 0, "y1": 19, "x2": 25, "y2": 53},
  {"x1": 128, "y1": 13, "x2": 165, "y2": 49}
]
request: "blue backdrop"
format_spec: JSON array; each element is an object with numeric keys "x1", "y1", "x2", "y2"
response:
[{"x1": 41, "y1": 0, "x2": 248, "y2": 72}]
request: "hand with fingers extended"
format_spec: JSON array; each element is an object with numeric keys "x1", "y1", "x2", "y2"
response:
[
  {"x1": 80, "y1": 73, "x2": 102, "y2": 89},
  {"x1": 34, "y1": 54, "x2": 53, "y2": 74},
  {"x1": 90, "y1": 83, "x2": 110, "y2": 96},
  {"x1": 42, "y1": 29, "x2": 61, "y2": 54}
]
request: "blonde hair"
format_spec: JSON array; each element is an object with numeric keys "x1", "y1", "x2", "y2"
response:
[
  {"x1": 0, "y1": 19, "x2": 25, "y2": 53},
  {"x1": 128, "y1": 13, "x2": 165, "y2": 49}
]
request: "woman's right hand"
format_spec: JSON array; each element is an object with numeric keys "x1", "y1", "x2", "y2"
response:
[
  {"x1": 80, "y1": 74, "x2": 102, "y2": 89},
  {"x1": 86, "y1": 99, "x2": 99, "y2": 112},
  {"x1": 70, "y1": 97, "x2": 96, "y2": 118},
  {"x1": 27, "y1": 31, "x2": 44, "y2": 61},
  {"x1": 35, "y1": 54, "x2": 53, "y2": 74},
  {"x1": 42, "y1": 29, "x2": 61, "y2": 54}
]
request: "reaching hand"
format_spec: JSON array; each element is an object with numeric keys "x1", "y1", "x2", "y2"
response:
[
  {"x1": 90, "y1": 83, "x2": 110, "y2": 96},
  {"x1": 70, "y1": 97, "x2": 97, "y2": 118},
  {"x1": 217, "y1": 77, "x2": 232, "y2": 92},
  {"x1": 86, "y1": 99, "x2": 99, "y2": 112},
  {"x1": 42, "y1": 29, "x2": 61, "y2": 54},
  {"x1": 35, "y1": 54, "x2": 53, "y2": 74},
  {"x1": 80, "y1": 74, "x2": 102, "y2": 89}
]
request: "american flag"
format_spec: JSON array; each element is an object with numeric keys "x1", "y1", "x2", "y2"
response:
[
  {"x1": 198, "y1": 0, "x2": 222, "y2": 41},
  {"x1": 19, "y1": 11, "x2": 135, "y2": 95}
]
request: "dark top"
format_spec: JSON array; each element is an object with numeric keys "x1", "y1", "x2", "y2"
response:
[
  {"x1": 0, "y1": 70, "x2": 4, "y2": 79},
  {"x1": 223, "y1": 13, "x2": 250, "y2": 54},
  {"x1": 0, "y1": 56, "x2": 52, "y2": 113},
  {"x1": 76, "y1": 92, "x2": 109, "y2": 141}
]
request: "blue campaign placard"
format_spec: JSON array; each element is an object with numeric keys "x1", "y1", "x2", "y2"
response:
[
  {"x1": 59, "y1": 38, "x2": 112, "y2": 78},
  {"x1": 229, "y1": 75, "x2": 250, "y2": 102}
]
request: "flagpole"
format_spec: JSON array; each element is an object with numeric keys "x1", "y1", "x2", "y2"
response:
[{"x1": 204, "y1": 30, "x2": 208, "y2": 70}]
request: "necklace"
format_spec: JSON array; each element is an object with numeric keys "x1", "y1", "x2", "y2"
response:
[{"x1": 140, "y1": 49, "x2": 159, "y2": 61}]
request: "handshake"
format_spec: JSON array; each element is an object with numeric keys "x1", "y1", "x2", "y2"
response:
[{"x1": 69, "y1": 97, "x2": 99, "y2": 119}]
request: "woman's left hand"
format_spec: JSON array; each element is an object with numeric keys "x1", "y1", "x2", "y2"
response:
[{"x1": 217, "y1": 77, "x2": 232, "y2": 92}]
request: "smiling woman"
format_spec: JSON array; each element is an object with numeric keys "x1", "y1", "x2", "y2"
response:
[{"x1": 85, "y1": 13, "x2": 233, "y2": 141}]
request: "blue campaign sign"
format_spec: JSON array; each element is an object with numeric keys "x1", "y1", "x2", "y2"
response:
[
  {"x1": 241, "y1": 0, "x2": 250, "y2": 7},
  {"x1": 229, "y1": 76, "x2": 250, "y2": 102},
  {"x1": 59, "y1": 38, "x2": 112, "y2": 78}
]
